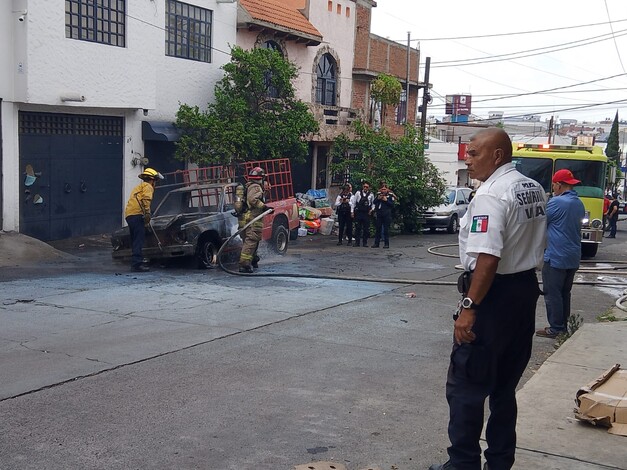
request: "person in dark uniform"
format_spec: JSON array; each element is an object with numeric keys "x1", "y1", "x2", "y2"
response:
[
  {"x1": 430, "y1": 128, "x2": 547, "y2": 470},
  {"x1": 371, "y1": 182, "x2": 395, "y2": 248},
  {"x1": 352, "y1": 181, "x2": 374, "y2": 247},
  {"x1": 334, "y1": 183, "x2": 354, "y2": 245}
]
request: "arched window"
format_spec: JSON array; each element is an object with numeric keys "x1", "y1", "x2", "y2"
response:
[
  {"x1": 262, "y1": 40, "x2": 283, "y2": 98},
  {"x1": 316, "y1": 54, "x2": 337, "y2": 106}
]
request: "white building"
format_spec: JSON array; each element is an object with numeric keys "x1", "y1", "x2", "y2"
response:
[
  {"x1": 0, "y1": 0, "x2": 237, "y2": 240},
  {"x1": 424, "y1": 138, "x2": 469, "y2": 188}
]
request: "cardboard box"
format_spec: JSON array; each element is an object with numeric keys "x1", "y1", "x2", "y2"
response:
[
  {"x1": 318, "y1": 206, "x2": 334, "y2": 217},
  {"x1": 574, "y1": 363, "x2": 627, "y2": 436}
]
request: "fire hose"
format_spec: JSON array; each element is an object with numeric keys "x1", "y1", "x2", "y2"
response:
[{"x1": 216, "y1": 214, "x2": 627, "y2": 287}]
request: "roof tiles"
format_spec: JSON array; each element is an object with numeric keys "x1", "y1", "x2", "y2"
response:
[{"x1": 239, "y1": 0, "x2": 323, "y2": 40}]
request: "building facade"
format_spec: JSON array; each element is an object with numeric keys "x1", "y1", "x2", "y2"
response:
[{"x1": 1, "y1": 0, "x2": 237, "y2": 240}]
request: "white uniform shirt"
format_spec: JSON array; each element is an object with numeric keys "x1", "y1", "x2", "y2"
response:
[{"x1": 459, "y1": 163, "x2": 547, "y2": 274}]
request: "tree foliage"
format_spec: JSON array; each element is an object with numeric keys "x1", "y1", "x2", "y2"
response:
[
  {"x1": 174, "y1": 46, "x2": 319, "y2": 165},
  {"x1": 370, "y1": 73, "x2": 402, "y2": 128},
  {"x1": 330, "y1": 121, "x2": 447, "y2": 233},
  {"x1": 606, "y1": 111, "x2": 621, "y2": 166}
]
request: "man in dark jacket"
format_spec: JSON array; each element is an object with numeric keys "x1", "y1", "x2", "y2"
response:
[{"x1": 371, "y1": 183, "x2": 395, "y2": 248}]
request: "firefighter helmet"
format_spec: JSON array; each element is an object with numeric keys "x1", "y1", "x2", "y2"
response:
[
  {"x1": 139, "y1": 168, "x2": 164, "y2": 181},
  {"x1": 248, "y1": 167, "x2": 265, "y2": 181}
]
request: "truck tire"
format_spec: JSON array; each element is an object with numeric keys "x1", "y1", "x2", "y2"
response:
[
  {"x1": 581, "y1": 243, "x2": 598, "y2": 258},
  {"x1": 197, "y1": 237, "x2": 219, "y2": 269},
  {"x1": 271, "y1": 223, "x2": 289, "y2": 255}
]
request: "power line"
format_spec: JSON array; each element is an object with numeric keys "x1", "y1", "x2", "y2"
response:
[
  {"x1": 387, "y1": 18, "x2": 627, "y2": 42},
  {"x1": 604, "y1": 0, "x2": 626, "y2": 73},
  {"x1": 431, "y1": 29, "x2": 627, "y2": 67}
]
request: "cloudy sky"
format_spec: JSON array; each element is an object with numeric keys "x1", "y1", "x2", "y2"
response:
[{"x1": 369, "y1": 0, "x2": 627, "y2": 123}]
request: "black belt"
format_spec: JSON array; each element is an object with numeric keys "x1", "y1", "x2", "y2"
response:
[{"x1": 494, "y1": 268, "x2": 536, "y2": 280}]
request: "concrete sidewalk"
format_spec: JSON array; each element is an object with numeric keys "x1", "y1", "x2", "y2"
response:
[{"x1": 512, "y1": 321, "x2": 627, "y2": 469}]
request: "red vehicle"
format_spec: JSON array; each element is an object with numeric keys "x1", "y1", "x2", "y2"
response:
[{"x1": 160, "y1": 158, "x2": 300, "y2": 254}]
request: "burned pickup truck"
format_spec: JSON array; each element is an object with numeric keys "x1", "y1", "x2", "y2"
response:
[{"x1": 111, "y1": 182, "x2": 244, "y2": 268}]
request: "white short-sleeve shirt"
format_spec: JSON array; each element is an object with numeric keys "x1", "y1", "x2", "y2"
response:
[{"x1": 459, "y1": 163, "x2": 547, "y2": 274}]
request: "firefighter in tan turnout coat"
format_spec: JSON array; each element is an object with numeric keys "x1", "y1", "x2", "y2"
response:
[{"x1": 237, "y1": 167, "x2": 273, "y2": 273}]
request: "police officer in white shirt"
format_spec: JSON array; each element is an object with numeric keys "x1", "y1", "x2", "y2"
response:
[{"x1": 430, "y1": 128, "x2": 547, "y2": 470}]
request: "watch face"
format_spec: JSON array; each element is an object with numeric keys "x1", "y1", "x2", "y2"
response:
[{"x1": 462, "y1": 298, "x2": 472, "y2": 308}]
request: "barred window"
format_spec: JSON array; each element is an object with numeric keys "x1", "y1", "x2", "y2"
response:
[
  {"x1": 396, "y1": 89, "x2": 407, "y2": 125},
  {"x1": 65, "y1": 0, "x2": 126, "y2": 47},
  {"x1": 166, "y1": 0, "x2": 212, "y2": 63},
  {"x1": 316, "y1": 54, "x2": 337, "y2": 106}
]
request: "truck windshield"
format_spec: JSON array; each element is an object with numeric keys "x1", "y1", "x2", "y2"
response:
[
  {"x1": 154, "y1": 188, "x2": 222, "y2": 216},
  {"x1": 555, "y1": 159, "x2": 605, "y2": 198},
  {"x1": 512, "y1": 157, "x2": 553, "y2": 192}
]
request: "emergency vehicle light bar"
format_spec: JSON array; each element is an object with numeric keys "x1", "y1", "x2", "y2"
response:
[{"x1": 516, "y1": 143, "x2": 594, "y2": 152}]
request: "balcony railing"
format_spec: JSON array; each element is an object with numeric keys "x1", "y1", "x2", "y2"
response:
[{"x1": 309, "y1": 104, "x2": 362, "y2": 141}]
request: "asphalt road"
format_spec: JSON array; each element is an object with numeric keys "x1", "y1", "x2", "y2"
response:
[{"x1": 1, "y1": 227, "x2": 625, "y2": 469}]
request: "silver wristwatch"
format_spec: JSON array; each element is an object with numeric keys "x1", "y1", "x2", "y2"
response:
[{"x1": 461, "y1": 297, "x2": 480, "y2": 310}]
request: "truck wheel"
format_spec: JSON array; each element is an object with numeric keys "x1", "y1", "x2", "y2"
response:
[
  {"x1": 197, "y1": 239, "x2": 219, "y2": 269},
  {"x1": 447, "y1": 215, "x2": 459, "y2": 234},
  {"x1": 271, "y1": 224, "x2": 289, "y2": 255},
  {"x1": 581, "y1": 243, "x2": 598, "y2": 258}
]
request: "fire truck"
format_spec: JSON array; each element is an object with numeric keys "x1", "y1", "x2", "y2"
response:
[{"x1": 511, "y1": 143, "x2": 607, "y2": 257}]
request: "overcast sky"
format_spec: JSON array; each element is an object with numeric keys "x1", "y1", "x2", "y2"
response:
[{"x1": 369, "y1": 0, "x2": 627, "y2": 123}]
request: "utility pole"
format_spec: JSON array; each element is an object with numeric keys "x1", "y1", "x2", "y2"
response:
[
  {"x1": 419, "y1": 56, "x2": 431, "y2": 152},
  {"x1": 405, "y1": 32, "x2": 411, "y2": 126},
  {"x1": 547, "y1": 116, "x2": 554, "y2": 144}
]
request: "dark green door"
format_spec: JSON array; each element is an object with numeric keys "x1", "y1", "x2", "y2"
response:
[{"x1": 19, "y1": 112, "x2": 123, "y2": 241}]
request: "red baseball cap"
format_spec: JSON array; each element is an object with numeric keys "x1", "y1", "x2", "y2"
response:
[{"x1": 552, "y1": 169, "x2": 580, "y2": 185}]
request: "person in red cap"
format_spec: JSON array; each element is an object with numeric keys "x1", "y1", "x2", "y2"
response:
[{"x1": 536, "y1": 168, "x2": 585, "y2": 339}]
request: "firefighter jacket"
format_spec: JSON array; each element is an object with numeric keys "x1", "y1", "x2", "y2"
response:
[
  {"x1": 124, "y1": 181, "x2": 155, "y2": 219},
  {"x1": 238, "y1": 181, "x2": 268, "y2": 226}
]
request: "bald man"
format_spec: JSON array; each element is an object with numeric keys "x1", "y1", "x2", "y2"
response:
[{"x1": 430, "y1": 129, "x2": 547, "y2": 470}]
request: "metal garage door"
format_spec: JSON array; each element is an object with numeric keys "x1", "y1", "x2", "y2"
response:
[{"x1": 19, "y1": 112, "x2": 123, "y2": 241}]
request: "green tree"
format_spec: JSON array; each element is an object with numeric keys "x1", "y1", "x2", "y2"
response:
[
  {"x1": 370, "y1": 73, "x2": 402, "y2": 127},
  {"x1": 175, "y1": 46, "x2": 319, "y2": 165},
  {"x1": 606, "y1": 111, "x2": 621, "y2": 166},
  {"x1": 330, "y1": 121, "x2": 446, "y2": 233}
]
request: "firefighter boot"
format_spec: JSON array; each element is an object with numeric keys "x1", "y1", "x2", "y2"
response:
[
  {"x1": 252, "y1": 255, "x2": 260, "y2": 269},
  {"x1": 239, "y1": 265, "x2": 254, "y2": 274}
]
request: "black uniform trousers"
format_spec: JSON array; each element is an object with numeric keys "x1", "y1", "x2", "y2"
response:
[
  {"x1": 446, "y1": 269, "x2": 539, "y2": 470},
  {"x1": 353, "y1": 211, "x2": 371, "y2": 245},
  {"x1": 126, "y1": 214, "x2": 146, "y2": 268},
  {"x1": 373, "y1": 211, "x2": 392, "y2": 246},
  {"x1": 337, "y1": 210, "x2": 353, "y2": 243}
]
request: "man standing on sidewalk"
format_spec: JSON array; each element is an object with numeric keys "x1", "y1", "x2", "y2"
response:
[
  {"x1": 536, "y1": 169, "x2": 584, "y2": 339},
  {"x1": 430, "y1": 128, "x2": 547, "y2": 470}
]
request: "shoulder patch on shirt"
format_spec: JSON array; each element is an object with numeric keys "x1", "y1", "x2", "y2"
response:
[{"x1": 471, "y1": 215, "x2": 489, "y2": 233}]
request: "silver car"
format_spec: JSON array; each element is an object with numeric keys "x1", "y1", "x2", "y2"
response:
[{"x1": 423, "y1": 187, "x2": 472, "y2": 233}]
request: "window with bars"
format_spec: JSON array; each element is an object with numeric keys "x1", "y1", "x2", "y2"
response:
[
  {"x1": 316, "y1": 54, "x2": 337, "y2": 106},
  {"x1": 65, "y1": 0, "x2": 126, "y2": 47},
  {"x1": 166, "y1": 0, "x2": 212, "y2": 63},
  {"x1": 396, "y1": 89, "x2": 407, "y2": 125},
  {"x1": 262, "y1": 40, "x2": 283, "y2": 98}
]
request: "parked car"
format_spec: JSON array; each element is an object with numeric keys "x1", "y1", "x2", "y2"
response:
[
  {"x1": 423, "y1": 187, "x2": 472, "y2": 233},
  {"x1": 111, "y1": 182, "x2": 248, "y2": 268}
]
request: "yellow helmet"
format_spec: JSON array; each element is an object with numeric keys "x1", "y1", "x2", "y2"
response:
[{"x1": 139, "y1": 168, "x2": 164, "y2": 181}]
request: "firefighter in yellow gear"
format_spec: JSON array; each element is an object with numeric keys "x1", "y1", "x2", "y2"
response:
[
  {"x1": 238, "y1": 167, "x2": 273, "y2": 273},
  {"x1": 124, "y1": 168, "x2": 163, "y2": 272}
]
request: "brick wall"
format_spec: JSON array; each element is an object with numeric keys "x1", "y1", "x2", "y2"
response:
[{"x1": 354, "y1": 3, "x2": 371, "y2": 69}]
